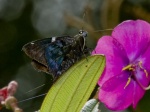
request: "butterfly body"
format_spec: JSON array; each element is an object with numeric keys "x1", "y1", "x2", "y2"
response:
[{"x1": 22, "y1": 30, "x2": 89, "y2": 80}]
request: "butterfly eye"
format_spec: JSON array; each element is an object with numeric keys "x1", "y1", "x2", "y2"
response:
[
  {"x1": 79, "y1": 30, "x2": 83, "y2": 34},
  {"x1": 79, "y1": 30, "x2": 88, "y2": 38}
]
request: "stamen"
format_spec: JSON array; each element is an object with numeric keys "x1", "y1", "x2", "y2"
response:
[
  {"x1": 144, "y1": 69, "x2": 148, "y2": 78},
  {"x1": 122, "y1": 64, "x2": 132, "y2": 71},
  {"x1": 133, "y1": 72, "x2": 150, "y2": 90},
  {"x1": 122, "y1": 61, "x2": 150, "y2": 90},
  {"x1": 138, "y1": 61, "x2": 143, "y2": 69},
  {"x1": 135, "y1": 78, "x2": 150, "y2": 90},
  {"x1": 129, "y1": 68, "x2": 135, "y2": 71},
  {"x1": 144, "y1": 85, "x2": 150, "y2": 90},
  {"x1": 124, "y1": 77, "x2": 131, "y2": 89},
  {"x1": 138, "y1": 61, "x2": 148, "y2": 78}
]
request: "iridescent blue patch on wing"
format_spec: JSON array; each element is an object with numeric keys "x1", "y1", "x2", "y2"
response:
[{"x1": 45, "y1": 40, "x2": 65, "y2": 77}]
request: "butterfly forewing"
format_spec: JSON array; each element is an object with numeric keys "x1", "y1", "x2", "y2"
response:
[{"x1": 22, "y1": 37, "x2": 54, "y2": 66}]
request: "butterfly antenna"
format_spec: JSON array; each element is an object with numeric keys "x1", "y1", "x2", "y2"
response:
[
  {"x1": 81, "y1": 11, "x2": 89, "y2": 61},
  {"x1": 93, "y1": 29, "x2": 113, "y2": 32},
  {"x1": 81, "y1": 11, "x2": 87, "y2": 31}
]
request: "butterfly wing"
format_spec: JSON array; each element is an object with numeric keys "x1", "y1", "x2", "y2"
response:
[
  {"x1": 22, "y1": 32, "x2": 89, "y2": 80},
  {"x1": 22, "y1": 37, "x2": 53, "y2": 66},
  {"x1": 44, "y1": 38, "x2": 71, "y2": 77},
  {"x1": 22, "y1": 36, "x2": 75, "y2": 78}
]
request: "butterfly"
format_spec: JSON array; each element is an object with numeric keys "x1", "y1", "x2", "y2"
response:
[{"x1": 22, "y1": 30, "x2": 90, "y2": 80}]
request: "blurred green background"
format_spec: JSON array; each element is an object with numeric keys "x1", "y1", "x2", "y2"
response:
[{"x1": 0, "y1": 0, "x2": 150, "y2": 111}]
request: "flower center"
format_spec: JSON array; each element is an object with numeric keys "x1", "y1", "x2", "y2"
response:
[{"x1": 122, "y1": 61, "x2": 150, "y2": 90}]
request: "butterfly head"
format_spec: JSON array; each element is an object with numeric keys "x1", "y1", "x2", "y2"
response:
[{"x1": 78, "y1": 30, "x2": 88, "y2": 38}]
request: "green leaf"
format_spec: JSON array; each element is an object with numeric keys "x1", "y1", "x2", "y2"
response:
[
  {"x1": 81, "y1": 99, "x2": 100, "y2": 112},
  {"x1": 40, "y1": 55, "x2": 105, "y2": 112}
]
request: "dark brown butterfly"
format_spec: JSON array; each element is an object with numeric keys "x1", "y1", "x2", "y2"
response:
[{"x1": 22, "y1": 30, "x2": 89, "y2": 80}]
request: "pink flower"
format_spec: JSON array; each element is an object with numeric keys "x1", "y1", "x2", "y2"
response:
[
  {"x1": 0, "y1": 81, "x2": 18, "y2": 110},
  {"x1": 92, "y1": 20, "x2": 150, "y2": 110}
]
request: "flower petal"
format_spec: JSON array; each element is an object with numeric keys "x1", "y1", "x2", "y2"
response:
[
  {"x1": 135, "y1": 68, "x2": 150, "y2": 87},
  {"x1": 92, "y1": 36, "x2": 129, "y2": 86},
  {"x1": 112, "y1": 20, "x2": 150, "y2": 61},
  {"x1": 99, "y1": 73, "x2": 135, "y2": 110},
  {"x1": 0, "y1": 88, "x2": 7, "y2": 102},
  {"x1": 139, "y1": 45, "x2": 150, "y2": 73},
  {"x1": 132, "y1": 69, "x2": 148, "y2": 108},
  {"x1": 133, "y1": 83, "x2": 145, "y2": 108}
]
